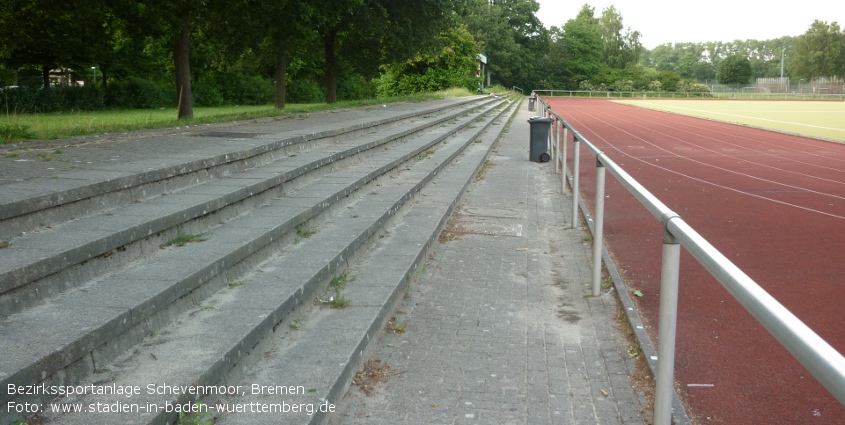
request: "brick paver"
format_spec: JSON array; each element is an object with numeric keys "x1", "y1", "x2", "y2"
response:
[{"x1": 333, "y1": 107, "x2": 650, "y2": 425}]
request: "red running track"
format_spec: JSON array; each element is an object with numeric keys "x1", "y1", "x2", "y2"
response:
[{"x1": 547, "y1": 98, "x2": 845, "y2": 424}]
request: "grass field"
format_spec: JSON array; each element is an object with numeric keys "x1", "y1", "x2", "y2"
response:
[
  {"x1": 0, "y1": 87, "x2": 505, "y2": 144},
  {"x1": 614, "y1": 99, "x2": 845, "y2": 142},
  {"x1": 2, "y1": 105, "x2": 292, "y2": 142}
]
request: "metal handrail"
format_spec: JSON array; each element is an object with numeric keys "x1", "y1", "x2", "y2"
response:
[{"x1": 537, "y1": 97, "x2": 845, "y2": 425}]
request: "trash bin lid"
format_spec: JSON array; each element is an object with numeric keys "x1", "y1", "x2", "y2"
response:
[{"x1": 527, "y1": 117, "x2": 553, "y2": 123}]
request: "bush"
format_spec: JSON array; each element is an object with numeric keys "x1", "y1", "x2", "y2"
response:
[
  {"x1": 63, "y1": 86, "x2": 105, "y2": 110},
  {"x1": 376, "y1": 25, "x2": 479, "y2": 97},
  {"x1": 233, "y1": 76, "x2": 274, "y2": 105},
  {"x1": 611, "y1": 79, "x2": 634, "y2": 92},
  {"x1": 338, "y1": 74, "x2": 376, "y2": 101},
  {"x1": 105, "y1": 78, "x2": 173, "y2": 109},
  {"x1": 677, "y1": 79, "x2": 712, "y2": 94},
  {"x1": 192, "y1": 81, "x2": 225, "y2": 107},
  {"x1": 287, "y1": 78, "x2": 325, "y2": 103},
  {"x1": 0, "y1": 86, "x2": 69, "y2": 113},
  {"x1": 0, "y1": 123, "x2": 38, "y2": 142}
]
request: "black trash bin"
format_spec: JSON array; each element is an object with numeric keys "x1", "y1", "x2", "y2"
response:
[
  {"x1": 528, "y1": 97, "x2": 535, "y2": 111},
  {"x1": 527, "y1": 117, "x2": 552, "y2": 162}
]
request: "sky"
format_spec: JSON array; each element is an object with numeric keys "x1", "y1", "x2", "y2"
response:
[{"x1": 535, "y1": 0, "x2": 845, "y2": 49}]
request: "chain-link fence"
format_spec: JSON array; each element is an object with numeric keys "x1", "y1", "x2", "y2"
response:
[
  {"x1": 710, "y1": 76, "x2": 844, "y2": 99},
  {"x1": 536, "y1": 76, "x2": 845, "y2": 101}
]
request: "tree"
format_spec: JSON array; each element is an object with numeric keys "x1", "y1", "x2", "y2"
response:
[
  {"x1": 598, "y1": 6, "x2": 642, "y2": 69},
  {"x1": 789, "y1": 20, "x2": 843, "y2": 80},
  {"x1": 0, "y1": 0, "x2": 114, "y2": 88},
  {"x1": 718, "y1": 54, "x2": 752, "y2": 84},
  {"x1": 557, "y1": 4, "x2": 604, "y2": 87},
  {"x1": 215, "y1": 0, "x2": 315, "y2": 109},
  {"x1": 453, "y1": 0, "x2": 548, "y2": 89},
  {"x1": 116, "y1": 0, "x2": 211, "y2": 118},
  {"x1": 376, "y1": 25, "x2": 479, "y2": 96}
]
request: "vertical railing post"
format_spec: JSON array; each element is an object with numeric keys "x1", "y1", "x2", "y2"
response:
[
  {"x1": 546, "y1": 116, "x2": 557, "y2": 166},
  {"x1": 558, "y1": 121, "x2": 569, "y2": 181},
  {"x1": 654, "y1": 213, "x2": 681, "y2": 425},
  {"x1": 554, "y1": 119, "x2": 560, "y2": 171},
  {"x1": 591, "y1": 157, "x2": 606, "y2": 297},
  {"x1": 571, "y1": 137, "x2": 580, "y2": 228}
]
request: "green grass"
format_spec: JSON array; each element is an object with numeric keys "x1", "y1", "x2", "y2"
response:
[
  {"x1": 160, "y1": 233, "x2": 207, "y2": 248},
  {"x1": 0, "y1": 123, "x2": 38, "y2": 142},
  {"x1": 330, "y1": 294, "x2": 350, "y2": 309},
  {"x1": 614, "y1": 99, "x2": 845, "y2": 142},
  {"x1": 176, "y1": 407, "x2": 213, "y2": 425},
  {"x1": 0, "y1": 88, "x2": 475, "y2": 144},
  {"x1": 330, "y1": 271, "x2": 356, "y2": 290},
  {"x1": 296, "y1": 224, "x2": 316, "y2": 239}
]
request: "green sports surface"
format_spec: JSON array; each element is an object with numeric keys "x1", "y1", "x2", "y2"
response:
[{"x1": 614, "y1": 99, "x2": 845, "y2": 143}]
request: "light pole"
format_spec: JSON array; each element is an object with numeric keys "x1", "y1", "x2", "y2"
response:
[{"x1": 91, "y1": 66, "x2": 96, "y2": 86}]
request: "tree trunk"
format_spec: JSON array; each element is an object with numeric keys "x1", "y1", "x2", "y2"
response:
[
  {"x1": 174, "y1": 12, "x2": 193, "y2": 119},
  {"x1": 100, "y1": 67, "x2": 108, "y2": 89},
  {"x1": 324, "y1": 29, "x2": 338, "y2": 104},
  {"x1": 42, "y1": 66, "x2": 50, "y2": 89},
  {"x1": 274, "y1": 58, "x2": 287, "y2": 110}
]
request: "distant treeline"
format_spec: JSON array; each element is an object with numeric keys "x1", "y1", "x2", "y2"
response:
[{"x1": 1, "y1": 1, "x2": 841, "y2": 116}]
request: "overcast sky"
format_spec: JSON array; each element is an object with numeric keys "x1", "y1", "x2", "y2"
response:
[{"x1": 535, "y1": 0, "x2": 845, "y2": 49}]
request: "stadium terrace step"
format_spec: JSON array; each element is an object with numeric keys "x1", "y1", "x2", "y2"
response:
[
  {"x1": 0, "y1": 96, "x2": 491, "y2": 240},
  {"x1": 0, "y1": 96, "x2": 498, "y2": 317},
  {"x1": 0, "y1": 96, "x2": 518, "y2": 425}
]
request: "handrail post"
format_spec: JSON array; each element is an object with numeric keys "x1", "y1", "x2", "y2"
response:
[
  {"x1": 561, "y1": 127, "x2": 568, "y2": 194},
  {"x1": 553, "y1": 119, "x2": 560, "y2": 173},
  {"x1": 546, "y1": 116, "x2": 557, "y2": 166},
  {"x1": 571, "y1": 137, "x2": 580, "y2": 228},
  {"x1": 655, "y1": 213, "x2": 682, "y2": 425},
  {"x1": 591, "y1": 157, "x2": 606, "y2": 297}
]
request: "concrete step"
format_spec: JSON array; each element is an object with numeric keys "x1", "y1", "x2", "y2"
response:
[
  {"x1": 0, "y1": 96, "x2": 490, "y2": 240},
  {"x1": 214, "y1": 101, "x2": 520, "y2": 425},
  {"x1": 1, "y1": 96, "x2": 517, "y2": 425},
  {"x1": 0, "y1": 97, "x2": 498, "y2": 316}
]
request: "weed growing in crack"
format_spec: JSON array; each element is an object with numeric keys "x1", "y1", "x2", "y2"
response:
[
  {"x1": 296, "y1": 224, "x2": 316, "y2": 239},
  {"x1": 417, "y1": 149, "x2": 435, "y2": 160},
  {"x1": 408, "y1": 266, "x2": 425, "y2": 285},
  {"x1": 386, "y1": 317, "x2": 406, "y2": 334},
  {"x1": 330, "y1": 271, "x2": 356, "y2": 290},
  {"x1": 161, "y1": 233, "x2": 207, "y2": 248},
  {"x1": 330, "y1": 294, "x2": 350, "y2": 309}
]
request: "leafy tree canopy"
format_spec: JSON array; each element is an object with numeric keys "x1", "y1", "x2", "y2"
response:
[
  {"x1": 789, "y1": 20, "x2": 844, "y2": 80},
  {"x1": 717, "y1": 54, "x2": 752, "y2": 84}
]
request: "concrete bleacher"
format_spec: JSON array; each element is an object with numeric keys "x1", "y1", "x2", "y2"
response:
[{"x1": 0, "y1": 96, "x2": 517, "y2": 424}]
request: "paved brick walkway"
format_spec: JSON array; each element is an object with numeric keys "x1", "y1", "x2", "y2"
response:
[{"x1": 332, "y1": 107, "x2": 650, "y2": 425}]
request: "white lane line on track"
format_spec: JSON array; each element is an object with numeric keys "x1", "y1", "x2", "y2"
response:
[
  {"x1": 613, "y1": 111, "x2": 845, "y2": 184},
  {"x1": 559, "y1": 104, "x2": 845, "y2": 220},
  {"x1": 637, "y1": 110, "x2": 845, "y2": 164}
]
